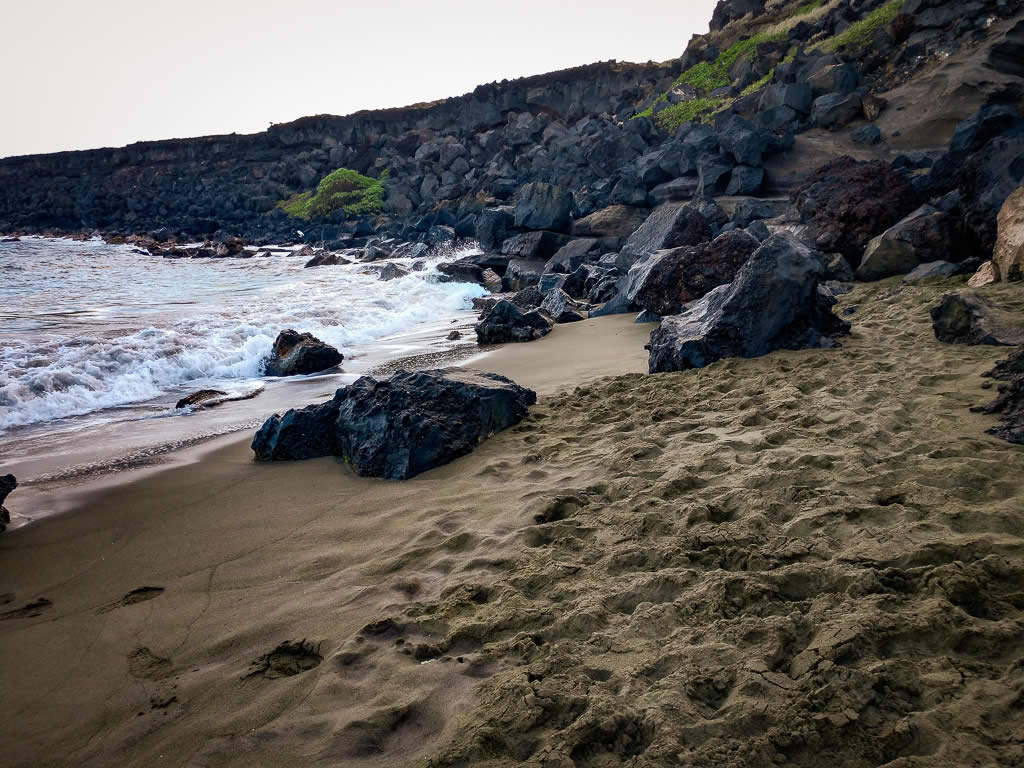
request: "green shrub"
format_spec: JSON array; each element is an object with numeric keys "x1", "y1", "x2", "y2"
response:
[
  {"x1": 277, "y1": 168, "x2": 388, "y2": 220},
  {"x1": 818, "y1": 0, "x2": 904, "y2": 51},
  {"x1": 674, "y1": 28, "x2": 789, "y2": 94}
]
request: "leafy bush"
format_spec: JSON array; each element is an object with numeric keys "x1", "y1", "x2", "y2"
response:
[
  {"x1": 277, "y1": 168, "x2": 388, "y2": 219},
  {"x1": 818, "y1": 0, "x2": 904, "y2": 51}
]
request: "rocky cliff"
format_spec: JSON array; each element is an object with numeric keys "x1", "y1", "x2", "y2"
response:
[{"x1": 1, "y1": 0, "x2": 1022, "y2": 255}]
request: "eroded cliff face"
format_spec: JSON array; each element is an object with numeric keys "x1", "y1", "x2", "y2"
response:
[
  {"x1": 1, "y1": 0, "x2": 1022, "y2": 250},
  {"x1": 0, "y1": 60, "x2": 680, "y2": 239}
]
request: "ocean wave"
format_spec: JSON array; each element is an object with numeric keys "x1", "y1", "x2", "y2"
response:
[{"x1": 0, "y1": 249, "x2": 486, "y2": 432}]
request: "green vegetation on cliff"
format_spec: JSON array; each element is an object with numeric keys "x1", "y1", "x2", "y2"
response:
[
  {"x1": 818, "y1": 0, "x2": 904, "y2": 51},
  {"x1": 278, "y1": 168, "x2": 387, "y2": 219}
]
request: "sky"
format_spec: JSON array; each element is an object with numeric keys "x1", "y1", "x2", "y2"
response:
[{"x1": 1, "y1": 0, "x2": 718, "y2": 159}]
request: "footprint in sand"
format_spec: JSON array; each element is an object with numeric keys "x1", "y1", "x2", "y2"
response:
[
  {"x1": 96, "y1": 586, "x2": 165, "y2": 615},
  {"x1": 128, "y1": 647, "x2": 173, "y2": 680},
  {"x1": 0, "y1": 597, "x2": 53, "y2": 621},
  {"x1": 246, "y1": 640, "x2": 323, "y2": 679}
]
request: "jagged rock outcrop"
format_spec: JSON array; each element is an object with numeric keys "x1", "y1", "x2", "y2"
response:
[
  {"x1": 475, "y1": 299, "x2": 555, "y2": 343},
  {"x1": 647, "y1": 234, "x2": 850, "y2": 373},
  {"x1": 625, "y1": 230, "x2": 761, "y2": 316},
  {"x1": 263, "y1": 330, "x2": 344, "y2": 376},
  {"x1": 791, "y1": 157, "x2": 919, "y2": 267},
  {"x1": 251, "y1": 368, "x2": 536, "y2": 479}
]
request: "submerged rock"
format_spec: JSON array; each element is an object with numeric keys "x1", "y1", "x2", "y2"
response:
[
  {"x1": 647, "y1": 234, "x2": 850, "y2": 373},
  {"x1": 930, "y1": 292, "x2": 1024, "y2": 346},
  {"x1": 175, "y1": 389, "x2": 228, "y2": 409},
  {"x1": 0, "y1": 474, "x2": 15, "y2": 532},
  {"x1": 263, "y1": 330, "x2": 344, "y2": 377},
  {"x1": 251, "y1": 368, "x2": 537, "y2": 479},
  {"x1": 475, "y1": 299, "x2": 554, "y2": 343}
]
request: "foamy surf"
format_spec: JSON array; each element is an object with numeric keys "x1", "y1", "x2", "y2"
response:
[{"x1": 0, "y1": 238, "x2": 486, "y2": 434}]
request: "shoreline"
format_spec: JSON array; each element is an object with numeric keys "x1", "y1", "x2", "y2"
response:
[{"x1": 2, "y1": 284, "x2": 1023, "y2": 767}]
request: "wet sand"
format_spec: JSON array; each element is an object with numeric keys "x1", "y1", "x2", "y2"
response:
[{"x1": 2, "y1": 287, "x2": 1024, "y2": 767}]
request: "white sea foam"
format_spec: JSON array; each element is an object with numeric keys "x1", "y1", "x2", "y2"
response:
[{"x1": 0, "y1": 241, "x2": 486, "y2": 433}]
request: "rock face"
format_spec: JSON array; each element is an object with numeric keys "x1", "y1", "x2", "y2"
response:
[
  {"x1": 626, "y1": 230, "x2": 761, "y2": 316},
  {"x1": 572, "y1": 206, "x2": 649, "y2": 238},
  {"x1": 0, "y1": 474, "x2": 15, "y2": 532},
  {"x1": 856, "y1": 205, "x2": 963, "y2": 281},
  {"x1": 930, "y1": 292, "x2": 1024, "y2": 346},
  {"x1": 791, "y1": 157, "x2": 918, "y2": 267},
  {"x1": 973, "y1": 348, "x2": 1024, "y2": 444},
  {"x1": 251, "y1": 368, "x2": 537, "y2": 479},
  {"x1": 994, "y1": 185, "x2": 1024, "y2": 282},
  {"x1": 475, "y1": 299, "x2": 555, "y2": 343},
  {"x1": 514, "y1": 182, "x2": 573, "y2": 232},
  {"x1": 618, "y1": 203, "x2": 713, "y2": 269},
  {"x1": 648, "y1": 234, "x2": 850, "y2": 373},
  {"x1": 263, "y1": 330, "x2": 344, "y2": 376}
]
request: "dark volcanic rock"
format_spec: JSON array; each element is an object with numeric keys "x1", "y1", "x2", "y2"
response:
[
  {"x1": 856, "y1": 205, "x2": 965, "y2": 281},
  {"x1": 366, "y1": 262, "x2": 411, "y2": 281},
  {"x1": 476, "y1": 208, "x2": 515, "y2": 253},
  {"x1": 475, "y1": 299, "x2": 555, "y2": 343},
  {"x1": 176, "y1": 389, "x2": 228, "y2": 409},
  {"x1": 514, "y1": 182, "x2": 573, "y2": 232},
  {"x1": 503, "y1": 258, "x2": 548, "y2": 291},
  {"x1": 0, "y1": 474, "x2": 15, "y2": 532},
  {"x1": 929, "y1": 292, "x2": 1024, "y2": 346},
  {"x1": 264, "y1": 330, "x2": 344, "y2": 376},
  {"x1": 501, "y1": 231, "x2": 572, "y2": 260},
  {"x1": 958, "y1": 135, "x2": 1024, "y2": 255},
  {"x1": 304, "y1": 251, "x2": 354, "y2": 268},
  {"x1": 626, "y1": 230, "x2": 761, "y2": 316},
  {"x1": 973, "y1": 348, "x2": 1024, "y2": 444},
  {"x1": 618, "y1": 203, "x2": 713, "y2": 270},
  {"x1": 792, "y1": 157, "x2": 918, "y2": 266},
  {"x1": 541, "y1": 289, "x2": 587, "y2": 323},
  {"x1": 647, "y1": 234, "x2": 850, "y2": 373},
  {"x1": 572, "y1": 205, "x2": 649, "y2": 238},
  {"x1": 251, "y1": 368, "x2": 536, "y2": 479}
]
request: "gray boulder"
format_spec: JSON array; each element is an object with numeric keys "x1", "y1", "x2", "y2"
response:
[
  {"x1": 572, "y1": 205, "x2": 649, "y2": 238},
  {"x1": 503, "y1": 258, "x2": 548, "y2": 291},
  {"x1": 546, "y1": 238, "x2": 601, "y2": 274},
  {"x1": 725, "y1": 165, "x2": 764, "y2": 195},
  {"x1": 856, "y1": 205, "x2": 963, "y2": 281},
  {"x1": 618, "y1": 203, "x2": 713, "y2": 270},
  {"x1": 251, "y1": 369, "x2": 536, "y2": 480},
  {"x1": 476, "y1": 207, "x2": 515, "y2": 252},
  {"x1": 903, "y1": 261, "x2": 959, "y2": 282},
  {"x1": 501, "y1": 231, "x2": 571, "y2": 260},
  {"x1": 811, "y1": 93, "x2": 862, "y2": 130},
  {"x1": 647, "y1": 234, "x2": 850, "y2": 373},
  {"x1": 263, "y1": 330, "x2": 344, "y2": 377},
  {"x1": 541, "y1": 289, "x2": 587, "y2": 323},
  {"x1": 514, "y1": 182, "x2": 573, "y2": 232},
  {"x1": 475, "y1": 299, "x2": 555, "y2": 343}
]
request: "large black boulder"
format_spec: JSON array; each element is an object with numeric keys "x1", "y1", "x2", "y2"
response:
[
  {"x1": 263, "y1": 330, "x2": 344, "y2": 377},
  {"x1": 514, "y1": 182, "x2": 573, "y2": 232},
  {"x1": 0, "y1": 474, "x2": 15, "y2": 532},
  {"x1": 647, "y1": 234, "x2": 850, "y2": 373},
  {"x1": 251, "y1": 369, "x2": 537, "y2": 479},
  {"x1": 475, "y1": 299, "x2": 555, "y2": 343},
  {"x1": 618, "y1": 203, "x2": 713, "y2": 270},
  {"x1": 625, "y1": 230, "x2": 761, "y2": 316}
]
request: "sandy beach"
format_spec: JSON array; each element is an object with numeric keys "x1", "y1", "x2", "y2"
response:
[{"x1": 2, "y1": 287, "x2": 1023, "y2": 767}]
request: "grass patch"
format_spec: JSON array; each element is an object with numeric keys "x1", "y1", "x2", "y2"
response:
[
  {"x1": 816, "y1": 0, "x2": 904, "y2": 52},
  {"x1": 741, "y1": 69, "x2": 774, "y2": 96},
  {"x1": 674, "y1": 29, "x2": 789, "y2": 93},
  {"x1": 277, "y1": 168, "x2": 388, "y2": 220},
  {"x1": 792, "y1": 0, "x2": 822, "y2": 16},
  {"x1": 653, "y1": 98, "x2": 726, "y2": 132}
]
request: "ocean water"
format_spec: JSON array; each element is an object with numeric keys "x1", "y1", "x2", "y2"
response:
[{"x1": 0, "y1": 237, "x2": 487, "y2": 495}]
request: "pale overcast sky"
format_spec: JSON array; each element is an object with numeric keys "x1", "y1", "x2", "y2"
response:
[{"x1": 1, "y1": 0, "x2": 717, "y2": 158}]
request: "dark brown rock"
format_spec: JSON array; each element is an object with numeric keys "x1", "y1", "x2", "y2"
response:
[{"x1": 264, "y1": 330, "x2": 344, "y2": 376}]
